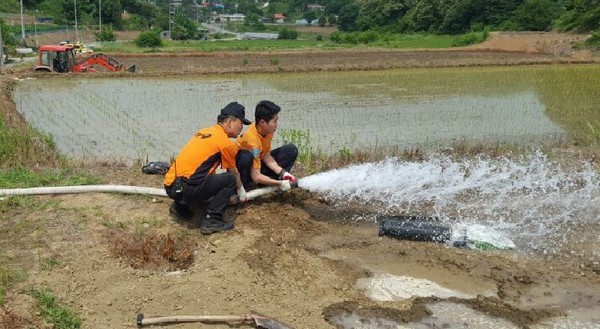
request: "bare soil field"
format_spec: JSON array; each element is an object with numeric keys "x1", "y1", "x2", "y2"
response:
[{"x1": 1, "y1": 32, "x2": 600, "y2": 329}]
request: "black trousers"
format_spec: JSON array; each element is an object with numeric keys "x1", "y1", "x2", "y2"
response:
[
  {"x1": 165, "y1": 172, "x2": 236, "y2": 219},
  {"x1": 236, "y1": 143, "x2": 298, "y2": 189}
]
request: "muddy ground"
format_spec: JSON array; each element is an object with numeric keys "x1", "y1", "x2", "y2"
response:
[{"x1": 1, "y1": 32, "x2": 600, "y2": 329}]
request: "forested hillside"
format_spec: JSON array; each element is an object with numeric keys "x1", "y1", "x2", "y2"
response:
[{"x1": 1, "y1": 0, "x2": 599, "y2": 44}]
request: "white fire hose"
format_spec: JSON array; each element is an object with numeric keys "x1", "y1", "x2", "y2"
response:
[{"x1": 0, "y1": 184, "x2": 286, "y2": 200}]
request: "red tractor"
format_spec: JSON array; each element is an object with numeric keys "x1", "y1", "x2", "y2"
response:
[{"x1": 34, "y1": 45, "x2": 136, "y2": 73}]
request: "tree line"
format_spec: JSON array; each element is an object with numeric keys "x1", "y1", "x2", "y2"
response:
[
  {"x1": 345, "y1": 0, "x2": 599, "y2": 34},
  {"x1": 1, "y1": 0, "x2": 599, "y2": 45}
]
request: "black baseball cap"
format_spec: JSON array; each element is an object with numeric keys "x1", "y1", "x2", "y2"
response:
[{"x1": 221, "y1": 102, "x2": 251, "y2": 125}]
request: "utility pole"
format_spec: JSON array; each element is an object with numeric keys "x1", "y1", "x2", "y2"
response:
[
  {"x1": 99, "y1": 0, "x2": 102, "y2": 34},
  {"x1": 0, "y1": 24, "x2": 4, "y2": 72},
  {"x1": 34, "y1": 10, "x2": 39, "y2": 46},
  {"x1": 19, "y1": 0, "x2": 26, "y2": 43},
  {"x1": 168, "y1": 2, "x2": 172, "y2": 39},
  {"x1": 169, "y1": 0, "x2": 181, "y2": 40},
  {"x1": 74, "y1": 0, "x2": 79, "y2": 41}
]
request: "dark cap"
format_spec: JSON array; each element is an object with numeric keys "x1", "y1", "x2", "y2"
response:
[{"x1": 221, "y1": 102, "x2": 251, "y2": 125}]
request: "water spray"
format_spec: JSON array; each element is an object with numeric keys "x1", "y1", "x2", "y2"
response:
[{"x1": 297, "y1": 151, "x2": 599, "y2": 254}]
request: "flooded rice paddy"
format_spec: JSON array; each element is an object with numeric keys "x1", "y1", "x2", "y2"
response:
[{"x1": 14, "y1": 65, "x2": 600, "y2": 162}]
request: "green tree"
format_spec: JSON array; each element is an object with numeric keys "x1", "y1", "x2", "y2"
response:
[
  {"x1": 278, "y1": 27, "x2": 299, "y2": 39},
  {"x1": 122, "y1": 0, "x2": 160, "y2": 27},
  {"x1": 1, "y1": 20, "x2": 18, "y2": 46},
  {"x1": 439, "y1": 0, "x2": 523, "y2": 34},
  {"x1": 323, "y1": 0, "x2": 346, "y2": 15},
  {"x1": 244, "y1": 12, "x2": 265, "y2": 30},
  {"x1": 39, "y1": 0, "x2": 122, "y2": 28},
  {"x1": 558, "y1": 0, "x2": 600, "y2": 32},
  {"x1": 0, "y1": 0, "x2": 19, "y2": 13},
  {"x1": 440, "y1": 0, "x2": 477, "y2": 34},
  {"x1": 404, "y1": 0, "x2": 448, "y2": 32},
  {"x1": 134, "y1": 30, "x2": 162, "y2": 48},
  {"x1": 326, "y1": 14, "x2": 337, "y2": 25},
  {"x1": 512, "y1": 0, "x2": 563, "y2": 30},
  {"x1": 338, "y1": 3, "x2": 360, "y2": 31},
  {"x1": 99, "y1": 0, "x2": 123, "y2": 29},
  {"x1": 318, "y1": 14, "x2": 327, "y2": 27},
  {"x1": 356, "y1": 0, "x2": 409, "y2": 31},
  {"x1": 171, "y1": 13, "x2": 198, "y2": 40},
  {"x1": 95, "y1": 27, "x2": 115, "y2": 41},
  {"x1": 485, "y1": 0, "x2": 522, "y2": 26},
  {"x1": 303, "y1": 10, "x2": 317, "y2": 24}
]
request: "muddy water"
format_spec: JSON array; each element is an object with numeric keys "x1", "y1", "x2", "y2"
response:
[{"x1": 13, "y1": 69, "x2": 567, "y2": 162}]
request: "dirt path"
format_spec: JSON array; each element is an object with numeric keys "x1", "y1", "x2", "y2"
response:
[{"x1": 1, "y1": 32, "x2": 600, "y2": 329}]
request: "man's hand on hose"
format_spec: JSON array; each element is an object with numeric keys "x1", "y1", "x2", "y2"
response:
[
  {"x1": 237, "y1": 186, "x2": 248, "y2": 203},
  {"x1": 229, "y1": 186, "x2": 248, "y2": 204},
  {"x1": 279, "y1": 180, "x2": 292, "y2": 191},
  {"x1": 278, "y1": 169, "x2": 297, "y2": 183}
]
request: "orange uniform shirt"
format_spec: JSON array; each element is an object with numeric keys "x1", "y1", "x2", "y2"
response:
[
  {"x1": 236, "y1": 123, "x2": 272, "y2": 169},
  {"x1": 164, "y1": 124, "x2": 238, "y2": 186}
]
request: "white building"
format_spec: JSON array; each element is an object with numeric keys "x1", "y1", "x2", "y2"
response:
[{"x1": 219, "y1": 13, "x2": 245, "y2": 22}]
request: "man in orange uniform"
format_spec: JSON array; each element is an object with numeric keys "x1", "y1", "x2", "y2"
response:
[
  {"x1": 164, "y1": 102, "x2": 251, "y2": 235},
  {"x1": 236, "y1": 100, "x2": 298, "y2": 191}
]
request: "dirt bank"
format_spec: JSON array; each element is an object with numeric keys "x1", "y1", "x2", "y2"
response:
[{"x1": 1, "y1": 33, "x2": 600, "y2": 329}]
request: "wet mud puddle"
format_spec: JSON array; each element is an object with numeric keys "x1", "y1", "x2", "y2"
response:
[{"x1": 320, "y1": 238, "x2": 600, "y2": 329}]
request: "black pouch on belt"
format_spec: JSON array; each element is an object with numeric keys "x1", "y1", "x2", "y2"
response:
[{"x1": 170, "y1": 177, "x2": 187, "y2": 205}]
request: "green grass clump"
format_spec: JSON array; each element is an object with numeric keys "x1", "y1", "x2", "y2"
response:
[
  {"x1": 41, "y1": 256, "x2": 65, "y2": 271},
  {"x1": 0, "y1": 115, "x2": 59, "y2": 167},
  {"x1": 452, "y1": 29, "x2": 490, "y2": 47},
  {"x1": 585, "y1": 120, "x2": 600, "y2": 140},
  {"x1": 29, "y1": 287, "x2": 82, "y2": 329},
  {"x1": 0, "y1": 166, "x2": 100, "y2": 189},
  {"x1": 0, "y1": 266, "x2": 27, "y2": 305},
  {"x1": 585, "y1": 29, "x2": 600, "y2": 47},
  {"x1": 280, "y1": 129, "x2": 313, "y2": 165}
]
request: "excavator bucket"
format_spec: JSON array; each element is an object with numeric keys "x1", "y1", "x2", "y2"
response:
[{"x1": 127, "y1": 64, "x2": 136, "y2": 73}]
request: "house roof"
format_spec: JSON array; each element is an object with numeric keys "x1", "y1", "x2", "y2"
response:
[{"x1": 274, "y1": 13, "x2": 286, "y2": 19}]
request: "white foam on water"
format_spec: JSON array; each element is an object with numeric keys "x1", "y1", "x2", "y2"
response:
[
  {"x1": 298, "y1": 150, "x2": 600, "y2": 256},
  {"x1": 356, "y1": 274, "x2": 475, "y2": 301},
  {"x1": 408, "y1": 302, "x2": 520, "y2": 329}
]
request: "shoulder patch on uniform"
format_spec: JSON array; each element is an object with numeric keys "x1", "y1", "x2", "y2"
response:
[{"x1": 251, "y1": 148, "x2": 260, "y2": 158}]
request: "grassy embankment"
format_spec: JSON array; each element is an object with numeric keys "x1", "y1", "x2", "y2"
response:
[
  {"x1": 96, "y1": 31, "x2": 485, "y2": 53},
  {"x1": 0, "y1": 79, "x2": 97, "y2": 328}
]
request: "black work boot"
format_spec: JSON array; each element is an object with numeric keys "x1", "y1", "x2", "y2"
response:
[
  {"x1": 169, "y1": 202, "x2": 193, "y2": 221},
  {"x1": 200, "y1": 215, "x2": 234, "y2": 235}
]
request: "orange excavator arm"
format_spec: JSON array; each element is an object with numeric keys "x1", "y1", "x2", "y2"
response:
[{"x1": 72, "y1": 53, "x2": 136, "y2": 73}]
